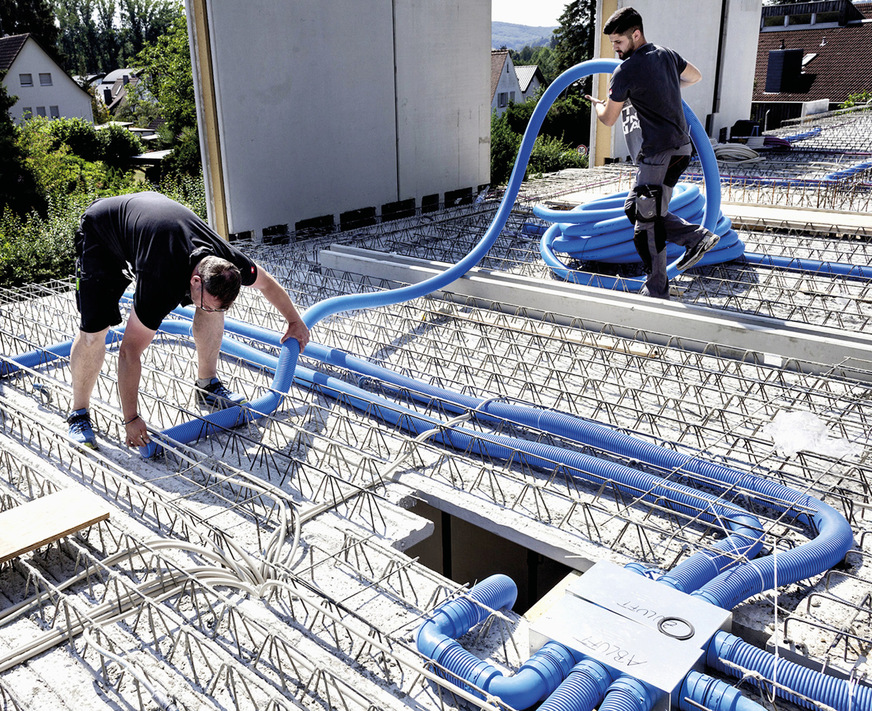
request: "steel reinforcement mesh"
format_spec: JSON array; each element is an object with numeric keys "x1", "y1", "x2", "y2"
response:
[{"x1": 0, "y1": 116, "x2": 871, "y2": 710}]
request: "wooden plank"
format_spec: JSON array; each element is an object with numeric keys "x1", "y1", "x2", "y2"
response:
[{"x1": 0, "y1": 489, "x2": 111, "y2": 564}]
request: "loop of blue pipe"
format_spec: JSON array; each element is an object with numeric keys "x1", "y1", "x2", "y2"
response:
[
  {"x1": 416, "y1": 573, "x2": 579, "y2": 708},
  {"x1": 533, "y1": 98, "x2": 735, "y2": 292}
]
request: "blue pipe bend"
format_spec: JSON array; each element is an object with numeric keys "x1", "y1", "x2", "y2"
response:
[{"x1": 416, "y1": 574, "x2": 577, "y2": 709}]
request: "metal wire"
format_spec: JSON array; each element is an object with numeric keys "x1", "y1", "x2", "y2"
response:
[{"x1": 0, "y1": 116, "x2": 871, "y2": 708}]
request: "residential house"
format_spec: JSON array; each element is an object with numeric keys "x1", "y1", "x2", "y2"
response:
[
  {"x1": 491, "y1": 49, "x2": 522, "y2": 116},
  {"x1": 0, "y1": 33, "x2": 92, "y2": 124},
  {"x1": 515, "y1": 64, "x2": 545, "y2": 103},
  {"x1": 751, "y1": 0, "x2": 872, "y2": 130},
  {"x1": 96, "y1": 68, "x2": 143, "y2": 114}
]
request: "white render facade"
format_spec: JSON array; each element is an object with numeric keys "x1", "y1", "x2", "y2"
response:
[
  {"x1": 492, "y1": 50, "x2": 523, "y2": 117},
  {"x1": 2, "y1": 35, "x2": 93, "y2": 125},
  {"x1": 186, "y1": 0, "x2": 492, "y2": 239}
]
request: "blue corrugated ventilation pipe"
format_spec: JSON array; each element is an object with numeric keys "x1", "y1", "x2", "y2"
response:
[{"x1": 0, "y1": 59, "x2": 864, "y2": 710}]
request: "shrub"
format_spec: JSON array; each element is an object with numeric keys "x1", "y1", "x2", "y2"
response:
[
  {"x1": 0, "y1": 174, "x2": 208, "y2": 288},
  {"x1": 48, "y1": 117, "x2": 103, "y2": 161},
  {"x1": 490, "y1": 110, "x2": 522, "y2": 185},
  {"x1": 98, "y1": 123, "x2": 144, "y2": 169},
  {"x1": 160, "y1": 174, "x2": 207, "y2": 219},
  {"x1": 17, "y1": 118, "x2": 140, "y2": 201},
  {"x1": 490, "y1": 109, "x2": 588, "y2": 185},
  {"x1": 840, "y1": 91, "x2": 872, "y2": 110},
  {"x1": 528, "y1": 134, "x2": 588, "y2": 176},
  {"x1": 0, "y1": 194, "x2": 84, "y2": 287},
  {"x1": 160, "y1": 125, "x2": 202, "y2": 179}
]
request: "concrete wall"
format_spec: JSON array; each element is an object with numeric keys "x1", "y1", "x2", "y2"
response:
[
  {"x1": 591, "y1": 0, "x2": 761, "y2": 164},
  {"x1": 6, "y1": 39, "x2": 93, "y2": 124},
  {"x1": 187, "y1": 0, "x2": 491, "y2": 238}
]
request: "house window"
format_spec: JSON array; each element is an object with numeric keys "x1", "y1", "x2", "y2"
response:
[
  {"x1": 498, "y1": 92, "x2": 508, "y2": 108},
  {"x1": 49, "y1": 105, "x2": 60, "y2": 118},
  {"x1": 36, "y1": 106, "x2": 46, "y2": 117},
  {"x1": 19, "y1": 73, "x2": 33, "y2": 87},
  {"x1": 22, "y1": 107, "x2": 32, "y2": 119},
  {"x1": 39, "y1": 73, "x2": 53, "y2": 86}
]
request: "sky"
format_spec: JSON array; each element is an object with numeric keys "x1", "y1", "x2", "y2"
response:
[{"x1": 491, "y1": 0, "x2": 567, "y2": 28}]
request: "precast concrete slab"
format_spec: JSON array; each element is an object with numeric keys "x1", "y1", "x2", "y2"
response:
[{"x1": 319, "y1": 245, "x2": 872, "y2": 381}]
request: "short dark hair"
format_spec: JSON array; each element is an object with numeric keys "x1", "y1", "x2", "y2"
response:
[
  {"x1": 604, "y1": 7, "x2": 643, "y2": 36},
  {"x1": 198, "y1": 255, "x2": 241, "y2": 308}
]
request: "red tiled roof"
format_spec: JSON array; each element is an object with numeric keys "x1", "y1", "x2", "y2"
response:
[
  {"x1": 0, "y1": 34, "x2": 29, "y2": 72},
  {"x1": 754, "y1": 21, "x2": 872, "y2": 103}
]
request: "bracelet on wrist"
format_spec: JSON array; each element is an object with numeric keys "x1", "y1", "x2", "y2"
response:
[{"x1": 123, "y1": 414, "x2": 140, "y2": 425}]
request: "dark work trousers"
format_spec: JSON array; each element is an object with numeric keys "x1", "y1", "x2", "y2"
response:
[{"x1": 625, "y1": 143, "x2": 709, "y2": 298}]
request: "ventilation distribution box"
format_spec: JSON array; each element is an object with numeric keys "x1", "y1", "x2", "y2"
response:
[{"x1": 529, "y1": 561, "x2": 732, "y2": 706}]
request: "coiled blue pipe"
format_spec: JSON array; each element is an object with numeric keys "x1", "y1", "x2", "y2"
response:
[
  {"x1": 708, "y1": 630, "x2": 871, "y2": 711},
  {"x1": 534, "y1": 100, "x2": 740, "y2": 291},
  {"x1": 680, "y1": 670, "x2": 768, "y2": 711}
]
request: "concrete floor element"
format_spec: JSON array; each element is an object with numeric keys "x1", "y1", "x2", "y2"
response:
[{"x1": 0, "y1": 111, "x2": 871, "y2": 710}]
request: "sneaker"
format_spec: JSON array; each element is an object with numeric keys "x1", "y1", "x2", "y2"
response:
[
  {"x1": 676, "y1": 232, "x2": 720, "y2": 271},
  {"x1": 194, "y1": 378, "x2": 248, "y2": 409},
  {"x1": 67, "y1": 408, "x2": 97, "y2": 449}
]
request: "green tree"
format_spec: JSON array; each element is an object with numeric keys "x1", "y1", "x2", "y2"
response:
[
  {"x1": 130, "y1": 8, "x2": 201, "y2": 176},
  {"x1": 118, "y1": 0, "x2": 179, "y2": 64},
  {"x1": 0, "y1": 0, "x2": 62, "y2": 64},
  {"x1": 52, "y1": 0, "x2": 179, "y2": 75},
  {"x1": 553, "y1": 0, "x2": 596, "y2": 76},
  {"x1": 510, "y1": 44, "x2": 558, "y2": 86},
  {"x1": 53, "y1": 0, "x2": 120, "y2": 75},
  {"x1": 491, "y1": 110, "x2": 521, "y2": 185},
  {"x1": 0, "y1": 72, "x2": 44, "y2": 217}
]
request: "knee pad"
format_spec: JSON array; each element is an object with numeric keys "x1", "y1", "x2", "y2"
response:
[{"x1": 631, "y1": 185, "x2": 667, "y2": 271}]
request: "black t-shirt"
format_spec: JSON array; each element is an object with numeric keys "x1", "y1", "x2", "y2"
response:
[
  {"x1": 80, "y1": 191, "x2": 258, "y2": 330},
  {"x1": 609, "y1": 43, "x2": 689, "y2": 159}
]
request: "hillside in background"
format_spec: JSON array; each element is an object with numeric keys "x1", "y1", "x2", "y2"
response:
[{"x1": 492, "y1": 21, "x2": 556, "y2": 50}]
